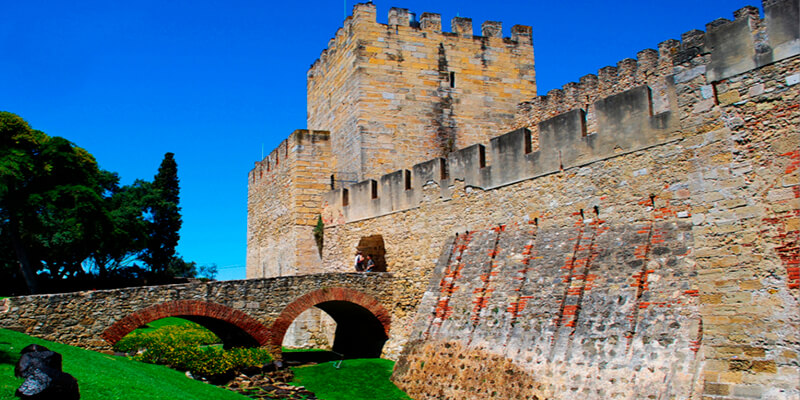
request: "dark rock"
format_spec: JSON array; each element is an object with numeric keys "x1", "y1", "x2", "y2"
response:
[
  {"x1": 15, "y1": 367, "x2": 79, "y2": 400},
  {"x1": 20, "y1": 345, "x2": 50, "y2": 355},
  {"x1": 16, "y1": 369, "x2": 51, "y2": 397},
  {"x1": 15, "y1": 350, "x2": 62, "y2": 378},
  {"x1": 14, "y1": 345, "x2": 79, "y2": 400}
]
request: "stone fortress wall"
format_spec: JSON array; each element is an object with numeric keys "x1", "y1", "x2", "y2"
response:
[
  {"x1": 249, "y1": 2, "x2": 540, "y2": 349},
  {"x1": 306, "y1": 3, "x2": 536, "y2": 182},
  {"x1": 247, "y1": 130, "x2": 332, "y2": 278},
  {"x1": 247, "y1": 130, "x2": 337, "y2": 349},
  {"x1": 249, "y1": 2, "x2": 538, "y2": 280},
  {"x1": 313, "y1": 1, "x2": 800, "y2": 399},
  {"x1": 249, "y1": 1, "x2": 799, "y2": 398}
]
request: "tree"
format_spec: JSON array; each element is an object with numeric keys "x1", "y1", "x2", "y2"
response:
[
  {"x1": 85, "y1": 178, "x2": 151, "y2": 279},
  {"x1": 2, "y1": 113, "x2": 198, "y2": 293},
  {"x1": 0, "y1": 112, "x2": 112, "y2": 292},
  {"x1": 141, "y1": 153, "x2": 181, "y2": 277},
  {"x1": 166, "y1": 255, "x2": 195, "y2": 278},
  {"x1": 196, "y1": 263, "x2": 218, "y2": 280},
  {"x1": 0, "y1": 112, "x2": 46, "y2": 292}
]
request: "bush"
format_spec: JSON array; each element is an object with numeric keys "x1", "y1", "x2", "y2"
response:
[
  {"x1": 114, "y1": 324, "x2": 219, "y2": 352},
  {"x1": 114, "y1": 323, "x2": 272, "y2": 378}
]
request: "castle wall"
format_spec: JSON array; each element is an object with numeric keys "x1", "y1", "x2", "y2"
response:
[
  {"x1": 307, "y1": 3, "x2": 536, "y2": 181},
  {"x1": 317, "y1": 1, "x2": 800, "y2": 398},
  {"x1": 247, "y1": 130, "x2": 331, "y2": 278},
  {"x1": 306, "y1": 8, "x2": 366, "y2": 184}
]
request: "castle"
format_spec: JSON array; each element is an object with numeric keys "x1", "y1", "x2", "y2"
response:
[{"x1": 248, "y1": 1, "x2": 799, "y2": 399}]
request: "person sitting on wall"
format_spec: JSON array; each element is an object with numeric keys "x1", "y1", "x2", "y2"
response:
[
  {"x1": 365, "y1": 255, "x2": 375, "y2": 272},
  {"x1": 354, "y1": 250, "x2": 365, "y2": 272}
]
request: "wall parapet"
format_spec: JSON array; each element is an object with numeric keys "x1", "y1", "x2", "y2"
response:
[
  {"x1": 307, "y1": 2, "x2": 533, "y2": 80},
  {"x1": 248, "y1": 129, "x2": 331, "y2": 185},
  {"x1": 322, "y1": 83, "x2": 680, "y2": 225},
  {"x1": 322, "y1": 0, "x2": 800, "y2": 226},
  {"x1": 516, "y1": 0, "x2": 800, "y2": 130}
]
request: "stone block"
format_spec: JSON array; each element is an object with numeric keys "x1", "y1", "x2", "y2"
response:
[{"x1": 717, "y1": 90, "x2": 742, "y2": 105}]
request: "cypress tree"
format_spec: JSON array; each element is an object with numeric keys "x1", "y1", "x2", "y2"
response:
[{"x1": 143, "y1": 152, "x2": 181, "y2": 276}]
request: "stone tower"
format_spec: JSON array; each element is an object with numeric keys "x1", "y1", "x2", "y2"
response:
[
  {"x1": 307, "y1": 3, "x2": 536, "y2": 183},
  {"x1": 248, "y1": 2, "x2": 536, "y2": 279}
]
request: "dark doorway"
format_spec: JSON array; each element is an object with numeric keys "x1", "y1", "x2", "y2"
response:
[
  {"x1": 309, "y1": 300, "x2": 387, "y2": 359},
  {"x1": 356, "y1": 235, "x2": 387, "y2": 272}
]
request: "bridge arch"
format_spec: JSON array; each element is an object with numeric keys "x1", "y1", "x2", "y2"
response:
[
  {"x1": 269, "y1": 287, "x2": 391, "y2": 359},
  {"x1": 101, "y1": 300, "x2": 270, "y2": 348}
]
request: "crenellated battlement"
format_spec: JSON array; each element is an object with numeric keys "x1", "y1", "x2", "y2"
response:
[
  {"x1": 321, "y1": 0, "x2": 800, "y2": 226},
  {"x1": 308, "y1": 2, "x2": 533, "y2": 80},
  {"x1": 322, "y1": 82, "x2": 680, "y2": 224},
  {"x1": 247, "y1": 129, "x2": 332, "y2": 278},
  {"x1": 305, "y1": 2, "x2": 537, "y2": 183},
  {"x1": 248, "y1": 129, "x2": 330, "y2": 185},
  {"x1": 518, "y1": 2, "x2": 797, "y2": 123}
]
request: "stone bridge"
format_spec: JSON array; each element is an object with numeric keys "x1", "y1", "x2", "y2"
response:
[{"x1": 0, "y1": 273, "x2": 394, "y2": 359}]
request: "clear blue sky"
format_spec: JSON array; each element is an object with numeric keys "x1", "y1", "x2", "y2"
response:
[{"x1": 1, "y1": 0, "x2": 757, "y2": 280}]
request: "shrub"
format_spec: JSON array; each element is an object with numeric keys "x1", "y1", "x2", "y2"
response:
[
  {"x1": 114, "y1": 323, "x2": 272, "y2": 378},
  {"x1": 114, "y1": 324, "x2": 219, "y2": 353}
]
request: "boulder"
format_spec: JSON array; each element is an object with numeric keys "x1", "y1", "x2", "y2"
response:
[
  {"x1": 15, "y1": 346, "x2": 62, "y2": 378},
  {"x1": 16, "y1": 367, "x2": 79, "y2": 400},
  {"x1": 14, "y1": 345, "x2": 79, "y2": 399}
]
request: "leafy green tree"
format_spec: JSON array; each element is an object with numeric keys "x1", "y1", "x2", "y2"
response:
[
  {"x1": 0, "y1": 112, "x2": 46, "y2": 292},
  {"x1": 86, "y1": 178, "x2": 152, "y2": 279},
  {"x1": 2, "y1": 113, "x2": 200, "y2": 293},
  {"x1": 166, "y1": 256, "x2": 195, "y2": 278},
  {"x1": 141, "y1": 153, "x2": 181, "y2": 277},
  {"x1": 0, "y1": 112, "x2": 112, "y2": 292},
  {"x1": 31, "y1": 137, "x2": 112, "y2": 280}
]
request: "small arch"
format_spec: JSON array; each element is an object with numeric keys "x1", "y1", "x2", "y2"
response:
[
  {"x1": 101, "y1": 300, "x2": 269, "y2": 348},
  {"x1": 269, "y1": 287, "x2": 390, "y2": 359},
  {"x1": 357, "y1": 234, "x2": 387, "y2": 272}
]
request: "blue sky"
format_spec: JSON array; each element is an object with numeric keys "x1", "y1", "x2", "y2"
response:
[{"x1": 1, "y1": 0, "x2": 757, "y2": 280}]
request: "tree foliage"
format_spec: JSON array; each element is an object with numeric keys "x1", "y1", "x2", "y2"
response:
[
  {"x1": 0, "y1": 112, "x2": 113, "y2": 291},
  {"x1": 141, "y1": 153, "x2": 181, "y2": 277},
  {"x1": 0, "y1": 112, "x2": 199, "y2": 294}
]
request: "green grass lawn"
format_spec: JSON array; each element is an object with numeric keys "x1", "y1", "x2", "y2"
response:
[
  {"x1": 0, "y1": 328, "x2": 249, "y2": 400},
  {"x1": 291, "y1": 358, "x2": 410, "y2": 400},
  {"x1": 131, "y1": 316, "x2": 203, "y2": 334}
]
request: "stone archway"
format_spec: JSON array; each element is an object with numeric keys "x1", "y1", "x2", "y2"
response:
[
  {"x1": 269, "y1": 287, "x2": 391, "y2": 359},
  {"x1": 101, "y1": 300, "x2": 269, "y2": 348},
  {"x1": 357, "y1": 234, "x2": 387, "y2": 272}
]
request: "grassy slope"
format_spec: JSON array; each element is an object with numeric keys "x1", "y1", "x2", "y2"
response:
[
  {"x1": 291, "y1": 358, "x2": 410, "y2": 400},
  {"x1": 0, "y1": 329, "x2": 248, "y2": 400}
]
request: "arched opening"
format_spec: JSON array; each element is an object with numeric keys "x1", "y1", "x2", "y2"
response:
[
  {"x1": 270, "y1": 288, "x2": 391, "y2": 360},
  {"x1": 179, "y1": 315, "x2": 260, "y2": 348},
  {"x1": 101, "y1": 300, "x2": 269, "y2": 349},
  {"x1": 357, "y1": 234, "x2": 387, "y2": 272},
  {"x1": 282, "y1": 307, "x2": 336, "y2": 350},
  {"x1": 316, "y1": 300, "x2": 387, "y2": 358}
]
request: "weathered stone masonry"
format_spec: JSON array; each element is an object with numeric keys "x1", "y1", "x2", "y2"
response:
[
  {"x1": 0, "y1": 273, "x2": 394, "y2": 359},
  {"x1": 249, "y1": 2, "x2": 537, "y2": 280},
  {"x1": 313, "y1": 1, "x2": 799, "y2": 398},
  {"x1": 247, "y1": 130, "x2": 332, "y2": 278},
  {"x1": 0, "y1": 2, "x2": 796, "y2": 399}
]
